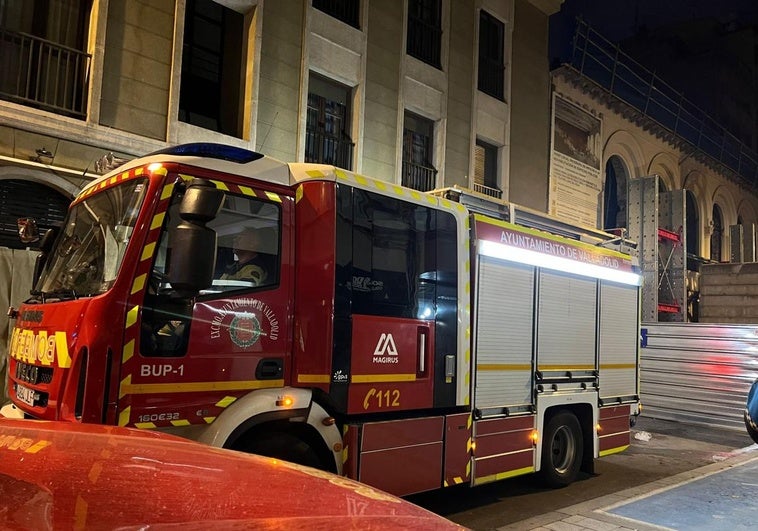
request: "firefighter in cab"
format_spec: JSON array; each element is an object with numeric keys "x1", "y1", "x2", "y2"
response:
[{"x1": 221, "y1": 227, "x2": 274, "y2": 286}]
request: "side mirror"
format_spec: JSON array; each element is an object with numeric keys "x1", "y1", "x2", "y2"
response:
[
  {"x1": 168, "y1": 180, "x2": 225, "y2": 296},
  {"x1": 18, "y1": 218, "x2": 40, "y2": 244}
]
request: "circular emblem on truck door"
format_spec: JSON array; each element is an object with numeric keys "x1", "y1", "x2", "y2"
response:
[{"x1": 229, "y1": 312, "x2": 262, "y2": 348}]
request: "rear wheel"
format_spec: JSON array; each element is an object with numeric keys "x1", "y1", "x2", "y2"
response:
[
  {"x1": 239, "y1": 431, "x2": 323, "y2": 469},
  {"x1": 539, "y1": 410, "x2": 583, "y2": 488}
]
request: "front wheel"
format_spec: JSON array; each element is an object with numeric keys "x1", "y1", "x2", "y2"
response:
[
  {"x1": 539, "y1": 410, "x2": 583, "y2": 488},
  {"x1": 239, "y1": 431, "x2": 324, "y2": 470}
]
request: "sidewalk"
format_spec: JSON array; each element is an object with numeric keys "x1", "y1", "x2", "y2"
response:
[{"x1": 498, "y1": 439, "x2": 758, "y2": 530}]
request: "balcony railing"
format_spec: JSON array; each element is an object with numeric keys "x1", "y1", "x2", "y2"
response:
[
  {"x1": 473, "y1": 182, "x2": 502, "y2": 199},
  {"x1": 402, "y1": 161, "x2": 437, "y2": 191},
  {"x1": 0, "y1": 28, "x2": 90, "y2": 119},
  {"x1": 568, "y1": 18, "x2": 758, "y2": 189},
  {"x1": 305, "y1": 128, "x2": 354, "y2": 170}
]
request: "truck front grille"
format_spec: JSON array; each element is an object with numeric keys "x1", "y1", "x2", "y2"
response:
[{"x1": 15, "y1": 361, "x2": 54, "y2": 385}]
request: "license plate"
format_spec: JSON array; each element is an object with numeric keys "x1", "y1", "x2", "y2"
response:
[{"x1": 15, "y1": 384, "x2": 37, "y2": 407}]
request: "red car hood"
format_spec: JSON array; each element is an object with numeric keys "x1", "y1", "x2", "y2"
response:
[{"x1": 0, "y1": 418, "x2": 463, "y2": 530}]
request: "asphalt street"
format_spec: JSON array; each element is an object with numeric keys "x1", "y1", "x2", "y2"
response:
[{"x1": 410, "y1": 415, "x2": 756, "y2": 530}]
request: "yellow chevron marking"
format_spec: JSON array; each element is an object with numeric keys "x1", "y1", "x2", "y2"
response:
[
  {"x1": 160, "y1": 183, "x2": 174, "y2": 200},
  {"x1": 74, "y1": 495, "x2": 88, "y2": 530},
  {"x1": 122, "y1": 339, "x2": 135, "y2": 364},
  {"x1": 131, "y1": 274, "x2": 146, "y2": 294},
  {"x1": 119, "y1": 374, "x2": 131, "y2": 399},
  {"x1": 150, "y1": 213, "x2": 165, "y2": 231},
  {"x1": 125, "y1": 305, "x2": 139, "y2": 329},
  {"x1": 55, "y1": 332, "x2": 71, "y2": 368},
  {"x1": 118, "y1": 406, "x2": 131, "y2": 427},
  {"x1": 216, "y1": 396, "x2": 238, "y2": 408},
  {"x1": 24, "y1": 440, "x2": 52, "y2": 454},
  {"x1": 141, "y1": 242, "x2": 156, "y2": 261}
]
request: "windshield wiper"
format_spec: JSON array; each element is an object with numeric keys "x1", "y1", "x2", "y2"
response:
[{"x1": 28, "y1": 288, "x2": 79, "y2": 302}]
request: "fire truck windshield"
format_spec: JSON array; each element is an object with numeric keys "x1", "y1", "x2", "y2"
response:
[{"x1": 35, "y1": 179, "x2": 149, "y2": 298}]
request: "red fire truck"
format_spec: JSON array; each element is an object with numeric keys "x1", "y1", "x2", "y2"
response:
[{"x1": 4, "y1": 143, "x2": 641, "y2": 496}]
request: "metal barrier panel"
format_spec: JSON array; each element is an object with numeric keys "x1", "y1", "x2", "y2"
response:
[{"x1": 640, "y1": 322, "x2": 758, "y2": 431}]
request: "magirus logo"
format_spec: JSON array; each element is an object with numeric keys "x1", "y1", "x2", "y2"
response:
[{"x1": 373, "y1": 333, "x2": 399, "y2": 364}]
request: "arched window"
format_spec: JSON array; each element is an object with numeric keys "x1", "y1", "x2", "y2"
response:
[
  {"x1": 685, "y1": 191, "x2": 699, "y2": 257},
  {"x1": 0, "y1": 180, "x2": 70, "y2": 249},
  {"x1": 710, "y1": 204, "x2": 723, "y2": 262},
  {"x1": 603, "y1": 156, "x2": 629, "y2": 231}
]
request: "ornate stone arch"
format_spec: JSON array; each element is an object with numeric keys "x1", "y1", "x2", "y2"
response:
[
  {"x1": 600, "y1": 130, "x2": 645, "y2": 231},
  {"x1": 712, "y1": 185, "x2": 738, "y2": 228},
  {"x1": 603, "y1": 130, "x2": 645, "y2": 178},
  {"x1": 0, "y1": 167, "x2": 82, "y2": 197},
  {"x1": 647, "y1": 152, "x2": 680, "y2": 191}
]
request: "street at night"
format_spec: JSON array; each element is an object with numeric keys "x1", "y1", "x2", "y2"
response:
[{"x1": 411, "y1": 416, "x2": 756, "y2": 530}]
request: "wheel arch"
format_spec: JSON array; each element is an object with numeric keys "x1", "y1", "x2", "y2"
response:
[
  {"x1": 536, "y1": 398, "x2": 597, "y2": 475},
  {"x1": 193, "y1": 387, "x2": 342, "y2": 473}
]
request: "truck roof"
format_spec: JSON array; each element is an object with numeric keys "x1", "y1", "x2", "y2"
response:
[{"x1": 85, "y1": 143, "x2": 466, "y2": 214}]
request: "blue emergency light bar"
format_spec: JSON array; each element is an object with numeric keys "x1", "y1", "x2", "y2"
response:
[{"x1": 150, "y1": 143, "x2": 265, "y2": 164}]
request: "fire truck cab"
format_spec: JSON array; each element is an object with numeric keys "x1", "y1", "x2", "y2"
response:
[{"x1": 5, "y1": 143, "x2": 641, "y2": 496}]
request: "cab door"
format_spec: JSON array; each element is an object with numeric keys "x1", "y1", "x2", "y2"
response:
[{"x1": 119, "y1": 175, "x2": 294, "y2": 429}]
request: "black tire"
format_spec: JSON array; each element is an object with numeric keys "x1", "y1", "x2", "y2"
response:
[
  {"x1": 539, "y1": 410, "x2": 583, "y2": 488},
  {"x1": 241, "y1": 431, "x2": 323, "y2": 469},
  {"x1": 744, "y1": 411, "x2": 758, "y2": 444}
]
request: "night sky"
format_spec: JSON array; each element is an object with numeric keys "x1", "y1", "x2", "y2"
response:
[
  {"x1": 548, "y1": 0, "x2": 758, "y2": 148},
  {"x1": 550, "y1": 0, "x2": 758, "y2": 46}
]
